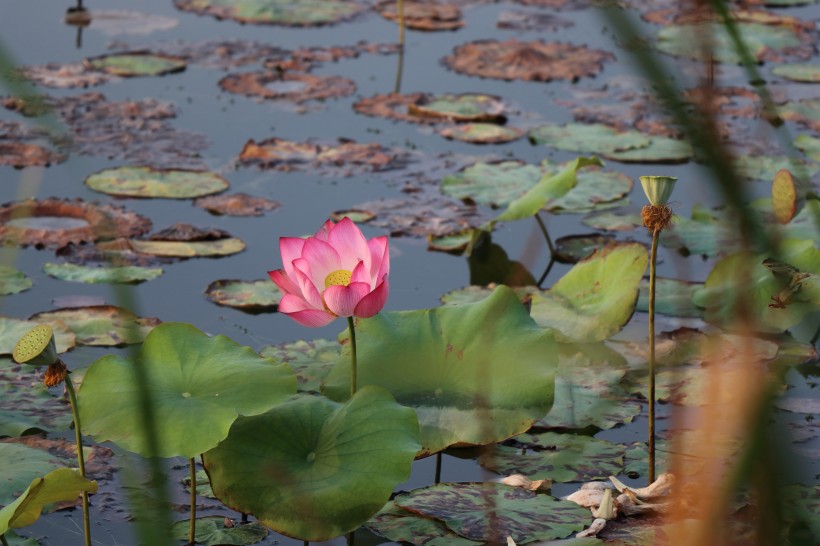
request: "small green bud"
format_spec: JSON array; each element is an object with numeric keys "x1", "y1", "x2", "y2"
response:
[
  {"x1": 640, "y1": 175, "x2": 677, "y2": 206},
  {"x1": 12, "y1": 324, "x2": 58, "y2": 367}
]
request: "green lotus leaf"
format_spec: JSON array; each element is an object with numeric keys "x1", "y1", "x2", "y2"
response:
[
  {"x1": 637, "y1": 277, "x2": 704, "y2": 318},
  {"x1": 795, "y1": 134, "x2": 820, "y2": 161},
  {"x1": 657, "y1": 22, "x2": 801, "y2": 64},
  {"x1": 205, "y1": 279, "x2": 281, "y2": 313},
  {"x1": 330, "y1": 209, "x2": 375, "y2": 223},
  {"x1": 43, "y1": 262, "x2": 163, "y2": 284},
  {"x1": 410, "y1": 94, "x2": 505, "y2": 122},
  {"x1": 0, "y1": 317, "x2": 75, "y2": 354},
  {"x1": 529, "y1": 123, "x2": 650, "y2": 155},
  {"x1": 2, "y1": 530, "x2": 40, "y2": 545},
  {"x1": 478, "y1": 431, "x2": 625, "y2": 483},
  {"x1": 173, "y1": 0, "x2": 363, "y2": 26},
  {"x1": 170, "y1": 517, "x2": 268, "y2": 545},
  {"x1": 604, "y1": 136, "x2": 693, "y2": 164},
  {"x1": 781, "y1": 97, "x2": 820, "y2": 129},
  {"x1": 0, "y1": 376, "x2": 72, "y2": 437},
  {"x1": 441, "y1": 160, "x2": 542, "y2": 207},
  {"x1": 537, "y1": 342, "x2": 639, "y2": 430},
  {"x1": 130, "y1": 238, "x2": 245, "y2": 257},
  {"x1": 0, "y1": 468, "x2": 97, "y2": 534},
  {"x1": 440, "y1": 285, "x2": 540, "y2": 307},
  {"x1": 365, "y1": 501, "x2": 482, "y2": 546},
  {"x1": 85, "y1": 166, "x2": 227, "y2": 198},
  {"x1": 29, "y1": 306, "x2": 158, "y2": 346},
  {"x1": 554, "y1": 233, "x2": 615, "y2": 264},
  {"x1": 0, "y1": 444, "x2": 64, "y2": 507},
  {"x1": 258, "y1": 338, "x2": 339, "y2": 394},
  {"x1": 530, "y1": 243, "x2": 648, "y2": 342},
  {"x1": 0, "y1": 266, "x2": 32, "y2": 296},
  {"x1": 85, "y1": 52, "x2": 187, "y2": 77},
  {"x1": 323, "y1": 286, "x2": 558, "y2": 456},
  {"x1": 182, "y1": 469, "x2": 216, "y2": 499},
  {"x1": 773, "y1": 63, "x2": 820, "y2": 82},
  {"x1": 692, "y1": 238, "x2": 820, "y2": 332},
  {"x1": 203, "y1": 386, "x2": 419, "y2": 541},
  {"x1": 781, "y1": 484, "x2": 820, "y2": 540},
  {"x1": 439, "y1": 123, "x2": 523, "y2": 144},
  {"x1": 393, "y1": 482, "x2": 590, "y2": 544},
  {"x1": 78, "y1": 322, "x2": 296, "y2": 458},
  {"x1": 732, "y1": 155, "x2": 818, "y2": 182},
  {"x1": 582, "y1": 211, "x2": 642, "y2": 232},
  {"x1": 427, "y1": 231, "x2": 474, "y2": 254}
]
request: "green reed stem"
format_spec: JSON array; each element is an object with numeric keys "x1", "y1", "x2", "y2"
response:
[
  {"x1": 534, "y1": 214, "x2": 555, "y2": 255},
  {"x1": 394, "y1": 0, "x2": 405, "y2": 93},
  {"x1": 648, "y1": 228, "x2": 660, "y2": 485},
  {"x1": 64, "y1": 372, "x2": 91, "y2": 546},
  {"x1": 348, "y1": 317, "x2": 357, "y2": 397},
  {"x1": 434, "y1": 452, "x2": 442, "y2": 484},
  {"x1": 189, "y1": 458, "x2": 196, "y2": 545}
]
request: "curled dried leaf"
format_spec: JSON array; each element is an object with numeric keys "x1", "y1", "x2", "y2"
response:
[
  {"x1": 576, "y1": 518, "x2": 607, "y2": 538},
  {"x1": 500, "y1": 473, "x2": 552, "y2": 491}
]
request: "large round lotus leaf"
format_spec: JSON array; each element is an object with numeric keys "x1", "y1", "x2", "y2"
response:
[
  {"x1": 203, "y1": 386, "x2": 419, "y2": 541},
  {"x1": 85, "y1": 52, "x2": 187, "y2": 77},
  {"x1": 365, "y1": 501, "x2": 482, "y2": 546},
  {"x1": 0, "y1": 317, "x2": 75, "y2": 354},
  {"x1": 0, "y1": 266, "x2": 32, "y2": 296},
  {"x1": 85, "y1": 166, "x2": 228, "y2": 198},
  {"x1": 0, "y1": 468, "x2": 97, "y2": 533},
  {"x1": 537, "y1": 343, "x2": 639, "y2": 430},
  {"x1": 773, "y1": 63, "x2": 820, "y2": 82},
  {"x1": 43, "y1": 262, "x2": 163, "y2": 284},
  {"x1": 0, "y1": 444, "x2": 64, "y2": 506},
  {"x1": 29, "y1": 306, "x2": 158, "y2": 346},
  {"x1": 173, "y1": 0, "x2": 363, "y2": 26},
  {"x1": 530, "y1": 244, "x2": 648, "y2": 342},
  {"x1": 528, "y1": 123, "x2": 650, "y2": 155},
  {"x1": 78, "y1": 322, "x2": 296, "y2": 458},
  {"x1": 205, "y1": 279, "x2": 281, "y2": 313},
  {"x1": 394, "y1": 482, "x2": 590, "y2": 543},
  {"x1": 170, "y1": 517, "x2": 268, "y2": 545},
  {"x1": 129, "y1": 238, "x2": 245, "y2": 257},
  {"x1": 323, "y1": 286, "x2": 557, "y2": 456},
  {"x1": 439, "y1": 123, "x2": 523, "y2": 144},
  {"x1": 795, "y1": 134, "x2": 820, "y2": 161},
  {"x1": 0, "y1": 373, "x2": 72, "y2": 437},
  {"x1": 259, "y1": 339, "x2": 339, "y2": 394},
  {"x1": 582, "y1": 211, "x2": 642, "y2": 232},
  {"x1": 733, "y1": 155, "x2": 818, "y2": 181},
  {"x1": 479, "y1": 431, "x2": 625, "y2": 482},
  {"x1": 637, "y1": 277, "x2": 704, "y2": 318},
  {"x1": 604, "y1": 136, "x2": 693, "y2": 163},
  {"x1": 692, "y1": 238, "x2": 820, "y2": 333},
  {"x1": 656, "y1": 23, "x2": 801, "y2": 64},
  {"x1": 409, "y1": 94, "x2": 505, "y2": 123},
  {"x1": 440, "y1": 285, "x2": 540, "y2": 307}
]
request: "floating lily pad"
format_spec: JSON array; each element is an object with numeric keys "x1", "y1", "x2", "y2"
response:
[
  {"x1": 79, "y1": 322, "x2": 296, "y2": 458},
  {"x1": 529, "y1": 123, "x2": 650, "y2": 155},
  {"x1": 130, "y1": 238, "x2": 245, "y2": 257},
  {"x1": 479, "y1": 431, "x2": 625, "y2": 483},
  {"x1": 428, "y1": 230, "x2": 474, "y2": 254},
  {"x1": 84, "y1": 166, "x2": 228, "y2": 199},
  {"x1": 497, "y1": 10, "x2": 574, "y2": 32},
  {"x1": 238, "y1": 137, "x2": 400, "y2": 173},
  {"x1": 781, "y1": 484, "x2": 820, "y2": 540},
  {"x1": 780, "y1": 97, "x2": 820, "y2": 131},
  {"x1": 259, "y1": 339, "x2": 339, "y2": 394},
  {"x1": 604, "y1": 135, "x2": 693, "y2": 164},
  {"x1": 182, "y1": 468, "x2": 215, "y2": 499},
  {"x1": 0, "y1": 142, "x2": 65, "y2": 168},
  {"x1": 394, "y1": 482, "x2": 590, "y2": 543},
  {"x1": 439, "y1": 123, "x2": 523, "y2": 144},
  {"x1": 84, "y1": 51, "x2": 187, "y2": 77},
  {"x1": 443, "y1": 39, "x2": 613, "y2": 82},
  {"x1": 365, "y1": 501, "x2": 481, "y2": 546},
  {"x1": 87, "y1": 10, "x2": 179, "y2": 36},
  {"x1": 0, "y1": 266, "x2": 32, "y2": 296},
  {"x1": 43, "y1": 262, "x2": 163, "y2": 284},
  {"x1": 408, "y1": 94, "x2": 505, "y2": 123},
  {"x1": 795, "y1": 134, "x2": 820, "y2": 161},
  {"x1": 0, "y1": 364, "x2": 72, "y2": 437},
  {"x1": 733, "y1": 155, "x2": 818, "y2": 182},
  {"x1": 531, "y1": 244, "x2": 648, "y2": 342},
  {"x1": 174, "y1": 0, "x2": 364, "y2": 26},
  {"x1": 204, "y1": 387, "x2": 419, "y2": 541},
  {"x1": 194, "y1": 193, "x2": 280, "y2": 216},
  {"x1": 330, "y1": 209, "x2": 375, "y2": 223},
  {"x1": 636, "y1": 277, "x2": 704, "y2": 318},
  {"x1": 205, "y1": 279, "x2": 281, "y2": 313},
  {"x1": 554, "y1": 234, "x2": 616, "y2": 264},
  {"x1": 377, "y1": 1, "x2": 463, "y2": 31},
  {"x1": 773, "y1": 63, "x2": 820, "y2": 83},
  {"x1": 21, "y1": 63, "x2": 116, "y2": 89},
  {"x1": 29, "y1": 306, "x2": 159, "y2": 346},
  {"x1": 0, "y1": 317, "x2": 75, "y2": 355},
  {"x1": 219, "y1": 72, "x2": 355, "y2": 103},
  {"x1": 0, "y1": 198, "x2": 151, "y2": 249},
  {"x1": 324, "y1": 286, "x2": 557, "y2": 456},
  {"x1": 582, "y1": 211, "x2": 642, "y2": 232},
  {"x1": 170, "y1": 517, "x2": 268, "y2": 545},
  {"x1": 0, "y1": 444, "x2": 73, "y2": 506},
  {"x1": 657, "y1": 22, "x2": 803, "y2": 64}
]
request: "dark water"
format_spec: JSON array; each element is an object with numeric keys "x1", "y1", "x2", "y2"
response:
[{"x1": 1, "y1": 0, "x2": 819, "y2": 544}]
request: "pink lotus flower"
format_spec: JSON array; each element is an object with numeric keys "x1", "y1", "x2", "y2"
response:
[{"x1": 269, "y1": 217, "x2": 390, "y2": 327}]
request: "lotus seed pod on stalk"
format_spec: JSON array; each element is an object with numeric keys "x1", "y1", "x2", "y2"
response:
[
  {"x1": 12, "y1": 324, "x2": 58, "y2": 367},
  {"x1": 640, "y1": 176, "x2": 676, "y2": 232}
]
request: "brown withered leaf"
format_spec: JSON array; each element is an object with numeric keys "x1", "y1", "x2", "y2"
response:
[
  {"x1": 152, "y1": 39, "x2": 290, "y2": 69},
  {"x1": 497, "y1": 10, "x2": 574, "y2": 32},
  {"x1": 218, "y1": 71, "x2": 356, "y2": 103},
  {"x1": 0, "y1": 141, "x2": 65, "y2": 168},
  {"x1": 149, "y1": 223, "x2": 230, "y2": 242},
  {"x1": 56, "y1": 238, "x2": 174, "y2": 267},
  {"x1": 515, "y1": 0, "x2": 603, "y2": 8},
  {"x1": 2, "y1": 436, "x2": 116, "y2": 481},
  {"x1": 194, "y1": 193, "x2": 281, "y2": 217},
  {"x1": 442, "y1": 39, "x2": 614, "y2": 82},
  {"x1": 23, "y1": 62, "x2": 118, "y2": 88},
  {"x1": 354, "y1": 92, "x2": 508, "y2": 124},
  {"x1": 377, "y1": 1, "x2": 464, "y2": 31},
  {"x1": 359, "y1": 190, "x2": 485, "y2": 238},
  {"x1": 0, "y1": 198, "x2": 152, "y2": 249}
]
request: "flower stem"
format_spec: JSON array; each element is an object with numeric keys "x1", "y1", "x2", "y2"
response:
[
  {"x1": 394, "y1": 0, "x2": 405, "y2": 93},
  {"x1": 534, "y1": 213, "x2": 555, "y2": 255},
  {"x1": 434, "y1": 452, "x2": 442, "y2": 484},
  {"x1": 648, "y1": 228, "x2": 660, "y2": 485},
  {"x1": 348, "y1": 317, "x2": 358, "y2": 397},
  {"x1": 64, "y1": 371, "x2": 92, "y2": 546},
  {"x1": 189, "y1": 457, "x2": 197, "y2": 545}
]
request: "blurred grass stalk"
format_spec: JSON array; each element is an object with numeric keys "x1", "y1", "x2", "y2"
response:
[
  {"x1": 599, "y1": 1, "x2": 814, "y2": 544},
  {"x1": 0, "y1": 37, "x2": 174, "y2": 545}
]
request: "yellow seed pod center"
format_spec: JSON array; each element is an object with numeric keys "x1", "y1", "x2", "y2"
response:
[
  {"x1": 13, "y1": 324, "x2": 54, "y2": 363},
  {"x1": 324, "y1": 269, "x2": 352, "y2": 288}
]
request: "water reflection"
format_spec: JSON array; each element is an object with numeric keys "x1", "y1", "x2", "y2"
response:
[{"x1": 467, "y1": 232, "x2": 536, "y2": 287}]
